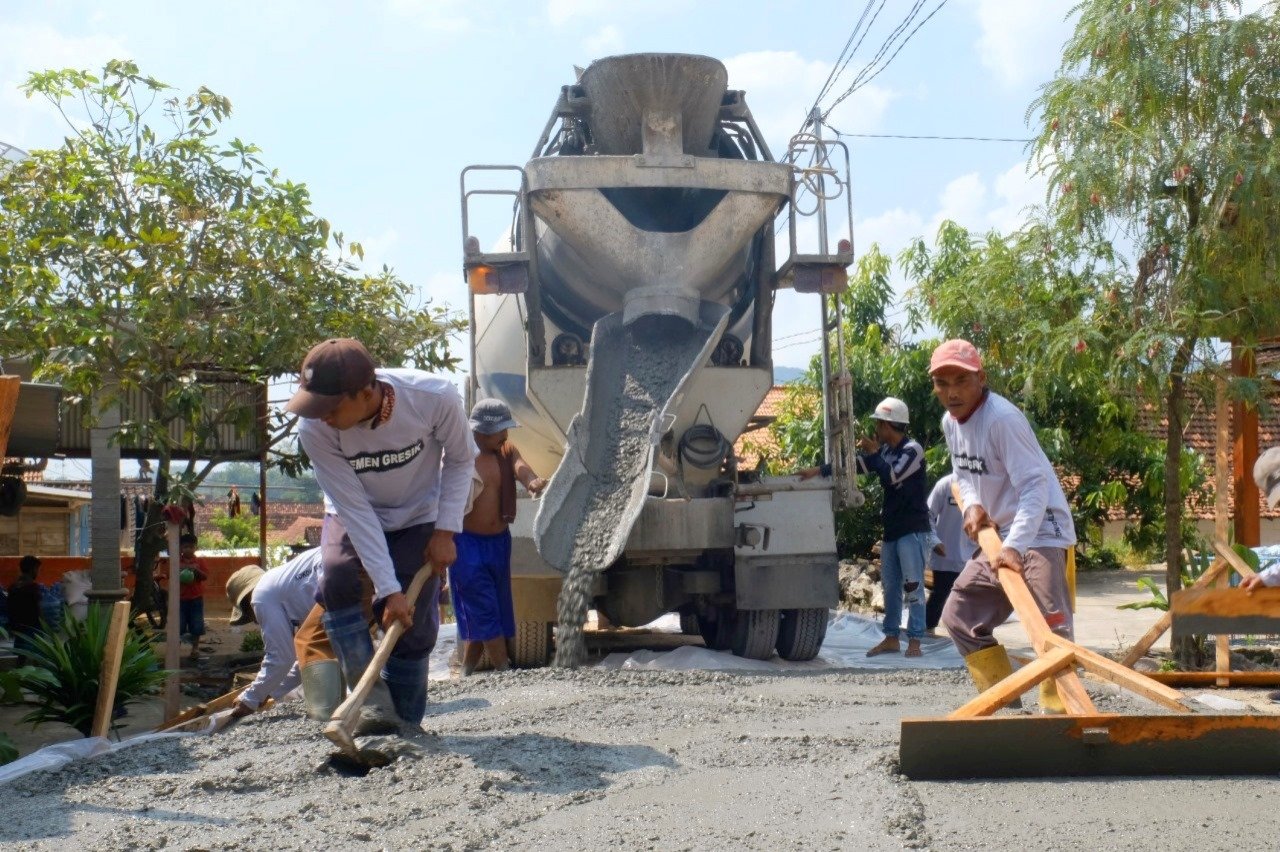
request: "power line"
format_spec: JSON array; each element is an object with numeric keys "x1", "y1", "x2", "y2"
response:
[
  {"x1": 823, "y1": 0, "x2": 951, "y2": 120},
  {"x1": 826, "y1": 130, "x2": 1033, "y2": 143}
]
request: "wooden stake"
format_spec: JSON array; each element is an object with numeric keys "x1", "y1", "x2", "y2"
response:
[
  {"x1": 164, "y1": 522, "x2": 182, "y2": 720},
  {"x1": 0, "y1": 376, "x2": 18, "y2": 459},
  {"x1": 948, "y1": 647, "x2": 1075, "y2": 719},
  {"x1": 90, "y1": 600, "x2": 133, "y2": 739},
  {"x1": 1215, "y1": 377, "x2": 1231, "y2": 686}
]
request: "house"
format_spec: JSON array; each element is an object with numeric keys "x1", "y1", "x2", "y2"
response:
[{"x1": 0, "y1": 483, "x2": 92, "y2": 556}]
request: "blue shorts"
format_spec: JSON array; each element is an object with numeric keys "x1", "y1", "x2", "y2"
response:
[
  {"x1": 179, "y1": 598, "x2": 205, "y2": 639},
  {"x1": 449, "y1": 530, "x2": 515, "y2": 643}
]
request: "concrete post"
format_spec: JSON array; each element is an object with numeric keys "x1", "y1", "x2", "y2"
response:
[{"x1": 85, "y1": 393, "x2": 128, "y2": 610}]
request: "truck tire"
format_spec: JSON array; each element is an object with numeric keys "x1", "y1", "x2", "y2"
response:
[
  {"x1": 731, "y1": 608, "x2": 779, "y2": 661},
  {"x1": 512, "y1": 621, "x2": 553, "y2": 668},
  {"x1": 698, "y1": 607, "x2": 733, "y2": 651},
  {"x1": 775, "y1": 608, "x2": 828, "y2": 661},
  {"x1": 679, "y1": 610, "x2": 700, "y2": 636}
]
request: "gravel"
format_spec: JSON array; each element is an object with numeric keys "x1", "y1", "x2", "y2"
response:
[{"x1": 7, "y1": 665, "x2": 1280, "y2": 851}]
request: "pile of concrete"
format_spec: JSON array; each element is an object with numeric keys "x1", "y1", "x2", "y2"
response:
[{"x1": 839, "y1": 558, "x2": 883, "y2": 613}]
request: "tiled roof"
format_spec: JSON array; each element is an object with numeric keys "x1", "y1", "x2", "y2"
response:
[{"x1": 734, "y1": 385, "x2": 814, "y2": 470}]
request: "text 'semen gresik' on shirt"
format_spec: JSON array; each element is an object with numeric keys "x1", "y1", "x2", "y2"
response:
[
  {"x1": 298, "y1": 369, "x2": 478, "y2": 601},
  {"x1": 240, "y1": 548, "x2": 322, "y2": 710},
  {"x1": 941, "y1": 390, "x2": 1076, "y2": 555},
  {"x1": 926, "y1": 474, "x2": 968, "y2": 573}
]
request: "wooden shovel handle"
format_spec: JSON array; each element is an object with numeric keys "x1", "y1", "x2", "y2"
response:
[{"x1": 330, "y1": 563, "x2": 435, "y2": 729}]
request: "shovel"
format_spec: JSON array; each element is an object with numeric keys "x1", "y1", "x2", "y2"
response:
[{"x1": 323, "y1": 562, "x2": 435, "y2": 770}]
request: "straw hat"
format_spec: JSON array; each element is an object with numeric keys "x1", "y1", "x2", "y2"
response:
[{"x1": 226, "y1": 564, "x2": 266, "y2": 626}]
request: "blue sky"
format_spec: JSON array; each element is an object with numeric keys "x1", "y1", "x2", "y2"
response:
[{"x1": 1, "y1": 0, "x2": 1080, "y2": 377}]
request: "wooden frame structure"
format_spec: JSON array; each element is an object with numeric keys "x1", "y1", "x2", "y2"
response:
[{"x1": 900, "y1": 488, "x2": 1280, "y2": 779}]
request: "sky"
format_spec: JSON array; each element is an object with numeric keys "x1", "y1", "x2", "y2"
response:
[{"x1": 1, "y1": 0, "x2": 1083, "y2": 478}]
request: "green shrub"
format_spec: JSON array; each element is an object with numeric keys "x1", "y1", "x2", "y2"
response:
[
  {"x1": 15, "y1": 606, "x2": 168, "y2": 737},
  {"x1": 0, "y1": 732, "x2": 16, "y2": 766},
  {"x1": 207, "y1": 510, "x2": 259, "y2": 549},
  {"x1": 239, "y1": 631, "x2": 264, "y2": 653}
]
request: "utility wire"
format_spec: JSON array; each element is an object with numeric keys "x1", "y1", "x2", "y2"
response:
[{"x1": 823, "y1": 0, "x2": 951, "y2": 120}]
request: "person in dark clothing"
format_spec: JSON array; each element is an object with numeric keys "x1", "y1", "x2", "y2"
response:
[
  {"x1": 801, "y1": 396, "x2": 932, "y2": 658},
  {"x1": 9, "y1": 555, "x2": 44, "y2": 661}
]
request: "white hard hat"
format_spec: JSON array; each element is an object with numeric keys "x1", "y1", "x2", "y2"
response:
[{"x1": 870, "y1": 396, "x2": 909, "y2": 427}]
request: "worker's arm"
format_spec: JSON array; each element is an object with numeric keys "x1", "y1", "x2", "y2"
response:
[
  {"x1": 991, "y1": 413, "x2": 1050, "y2": 559},
  {"x1": 300, "y1": 423, "x2": 400, "y2": 602},
  {"x1": 511, "y1": 446, "x2": 547, "y2": 494},
  {"x1": 1243, "y1": 562, "x2": 1280, "y2": 591},
  {"x1": 235, "y1": 592, "x2": 301, "y2": 714}
]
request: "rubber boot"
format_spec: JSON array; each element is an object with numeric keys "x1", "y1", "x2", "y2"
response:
[
  {"x1": 321, "y1": 606, "x2": 400, "y2": 736},
  {"x1": 1039, "y1": 678, "x2": 1067, "y2": 715},
  {"x1": 300, "y1": 660, "x2": 343, "y2": 721},
  {"x1": 383, "y1": 655, "x2": 430, "y2": 727},
  {"x1": 963, "y1": 644, "x2": 1022, "y2": 710}
]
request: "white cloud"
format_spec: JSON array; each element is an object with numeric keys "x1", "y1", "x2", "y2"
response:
[
  {"x1": 547, "y1": 0, "x2": 598, "y2": 27},
  {"x1": 965, "y1": 0, "x2": 1076, "y2": 88},
  {"x1": 0, "y1": 23, "x2": 129, "y2": 147},
  {"x1": 583, "y1": 24, "x2": 623, "y2": 56},
  {"x1": 355, "y1": 227, "x2": 401, "y2": 272},
  {"x1": 385, "y1": 0, "x2": 471, "y2": 33},
  {"x1": 724, "y1": 50, "x2": 896, "y2": 154}
]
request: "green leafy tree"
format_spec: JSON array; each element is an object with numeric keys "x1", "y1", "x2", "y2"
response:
[
  {"x1": 0, "y1": 62, "x2": 463, "y2": 612},
  {"x1": 1033, "y1": 0, "x2": 1280, "y2": 603}
]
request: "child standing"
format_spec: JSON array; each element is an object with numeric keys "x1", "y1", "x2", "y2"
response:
[{"x1": 452, "y1": 399, "x2": 546, "y2": 675}]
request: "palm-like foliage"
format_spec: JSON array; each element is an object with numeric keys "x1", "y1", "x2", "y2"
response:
[{"x1": 16, "y1": 606, "x2": 167, "y2": 737}]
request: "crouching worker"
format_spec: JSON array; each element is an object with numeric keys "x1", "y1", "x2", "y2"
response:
[
  {"x1": 291, "y1": 338, "x2": 476, "y2": 734},
  {"x1": 226, "y1": 548, "x2": 342, "y2": 720},
  {"x1": 929, "y1": 339, "x2": 1077, "y2": 714},
  {"x1": 452, "y1": 399, "x2": 547, "y2": 675}
]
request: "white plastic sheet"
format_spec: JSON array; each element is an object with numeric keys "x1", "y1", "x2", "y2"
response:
[{"x1": 0, "y1": 729, "x2": 197, "y2": 786}]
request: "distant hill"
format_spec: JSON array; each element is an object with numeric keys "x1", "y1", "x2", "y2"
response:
[{"x1": 773, "y1": 366, "x2": 808, "y2": 385}]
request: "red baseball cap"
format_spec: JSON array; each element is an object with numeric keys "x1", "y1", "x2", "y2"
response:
[
  {"x1": 286, "y1": 338, "x2": 377, "y2": 418},
  {"x1": 929, "y1": 339, "x2": 983, "y2": 375}
]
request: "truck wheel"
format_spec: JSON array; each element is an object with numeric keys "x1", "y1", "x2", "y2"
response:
[
  {"x1": 512, "y1": 621, "x2": 553, "y2": 668},
  {"x1": 679, "y1": 610, "x2": 700, "y2": 636},
  {"x1": 775, "y1": 608, "x2": 828, "y2": 661},
  {"x1": 698, "y1": 607, "x2": 733, "y2": 651},
  {"x1": 731, "y1": 609, "x2": 780, "y2": 661}
]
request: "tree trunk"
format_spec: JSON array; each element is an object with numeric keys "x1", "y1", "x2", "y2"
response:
[
  {"x1": 129, "y1": 457, "x2": 171, "y2": 618},
  {"x1": 1164, "y1": 338, "x2": 1200, "y2": 666}
]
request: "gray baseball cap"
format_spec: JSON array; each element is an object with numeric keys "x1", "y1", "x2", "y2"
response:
[{"x1": 469, "y1": 398, "x2": 519, "y2": 434}]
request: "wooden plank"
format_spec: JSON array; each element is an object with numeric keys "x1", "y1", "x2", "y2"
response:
[
  {"x1": 1118, "y1": 558, "x2": 1230, "y2": 667},
  {"x1": 900, "y1": 714, "x2": 1280, "y2": 779},
  {"x1": 1045, "y1": 634, "x2": 1189, "y2": 713},
  {"x1": 1172, "y1": 586, "x2": 1280, "y2": 619},
  {"x1": 1145, "y1": 671, "x2": 1280, "y2": 688},
  {"x1": 1213, "y1": 539, "x2": 1259, "y2": 581},
  {"x1": 90, "y1": 601, "x2": 133, "y2": 739},
  {"x1": 948, "y1": 646, "x2": 1076, "y2": 719},
  {"x1": 0, "y1": 376, "x2": 18, "y2": 459},
  {"x1": 156, "y1": 685, "x2": 250, "y2": 732}
]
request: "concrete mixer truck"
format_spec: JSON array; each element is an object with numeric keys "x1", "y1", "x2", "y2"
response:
[{"x1": 460, "y1": 53, "x2": 861, "y2": 665}]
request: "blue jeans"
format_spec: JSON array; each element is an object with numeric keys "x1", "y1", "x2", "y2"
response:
[{"x1": 881, "y1": 532, "x2": 928, "y2": 640}]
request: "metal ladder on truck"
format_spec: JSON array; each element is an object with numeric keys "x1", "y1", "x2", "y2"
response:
[{"x1": 776, "y1": 108, "x2": 863, "y2": 509}]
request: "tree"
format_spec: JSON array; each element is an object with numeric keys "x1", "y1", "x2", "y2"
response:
[
  {"x1": 0, "y1": 61, "x2": 464, "y2": 612},
  {"x1": 902, "y1": 219, "x2": 1203, "y2": 557},
  {"x1": 1033, "y1": 0, "x2": 1280, "y2": 604}
]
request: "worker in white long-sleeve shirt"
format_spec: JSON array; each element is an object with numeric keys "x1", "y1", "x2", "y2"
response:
[{"x1": 226, "y1": 548, "x2": 337, "y2": 720}]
